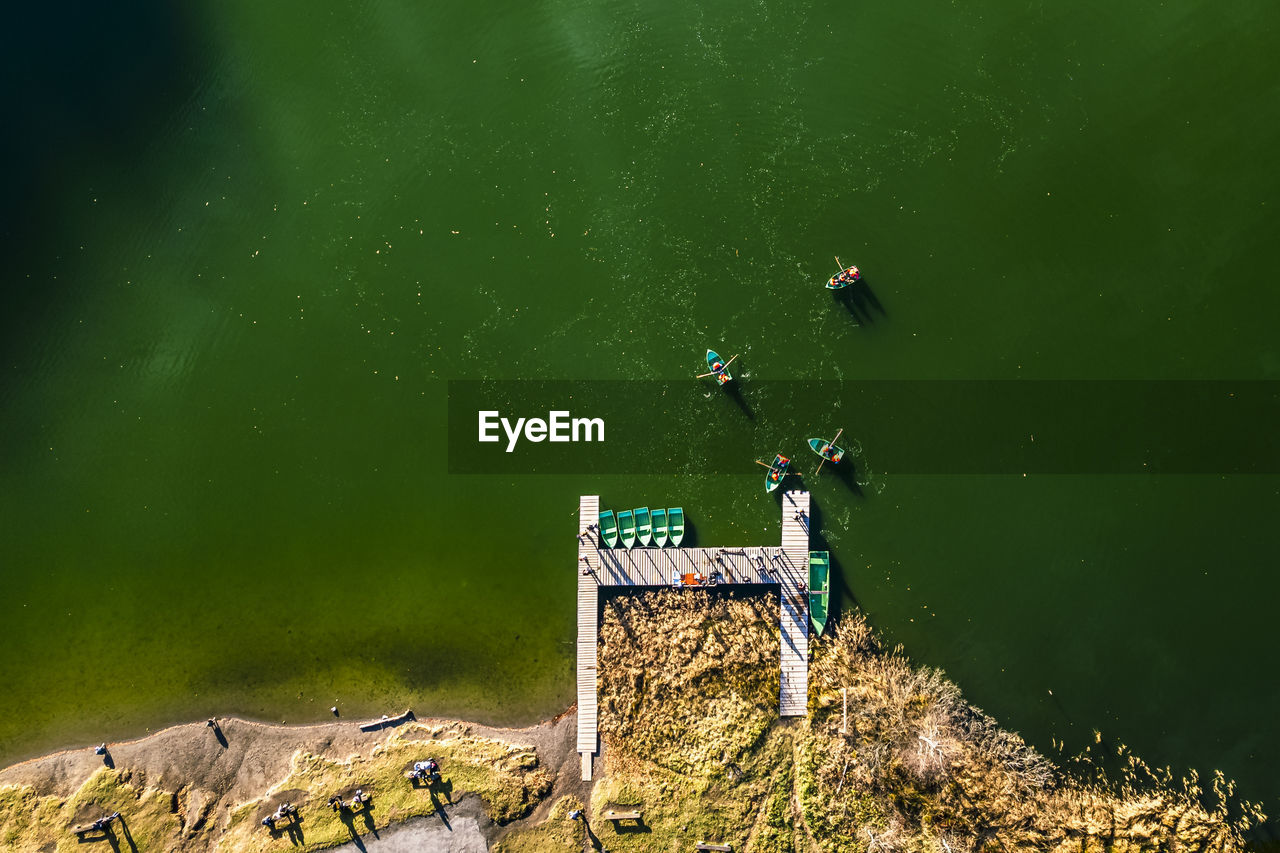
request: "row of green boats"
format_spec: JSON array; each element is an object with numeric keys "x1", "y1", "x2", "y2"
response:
[{"x1": 598, "y1": 506, "x2": 685, "y2": 549}]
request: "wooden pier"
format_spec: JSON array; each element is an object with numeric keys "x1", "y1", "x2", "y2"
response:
[
  {"x1": 778, "y1": 491, "x2": 811, "y2": 718},
  {"x1": 576, "y1": 493, "x2": 811, "y2": 781}
]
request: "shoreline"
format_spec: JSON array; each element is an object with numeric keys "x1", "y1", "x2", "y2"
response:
[
  {"x1": 2, "y1": 598, "x2": 1264, "y2": 851},
  {"x1": 0, "y1": 698, "x2": 571, "y2": 778},
  {"x1": 0, "y1": 707, "x2": 583, "y2": 851}
]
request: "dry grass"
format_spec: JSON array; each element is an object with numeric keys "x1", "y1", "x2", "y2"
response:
[
  {"x1": 491, "y1": 795, "x2": 586, "y2": 852},
  {"x1": 0, "y1": 768, "x2": 181, "y2": 853},
  {"x1": 501, "y1": 591, "x2": 1263, "y2": 853},
  {"x1": 804, "y1": 612, "x2": 1266, "y2": 852}
]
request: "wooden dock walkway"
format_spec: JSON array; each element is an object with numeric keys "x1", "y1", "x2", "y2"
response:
[
  {"x1": 576, "y1": 492, "x2": 812, "y2": 780},
  {"x1": 778, "y1": 491, "x2": 811, "y2": 718},
  {"x1": 576, "y1": 495, "x2": 601, "y2": 780}
]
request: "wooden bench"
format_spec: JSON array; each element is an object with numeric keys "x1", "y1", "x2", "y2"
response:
[
  {"x1": 696, "y1": 844, "x2": 733, "y2": 852},
  {"x1": 603, "y1": 809, "x2": 643, "y2": 821}
]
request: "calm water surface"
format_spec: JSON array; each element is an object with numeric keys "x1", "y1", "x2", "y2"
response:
[{"x1": 2, "y1": 0, "x2": 1278, "y2": 826}]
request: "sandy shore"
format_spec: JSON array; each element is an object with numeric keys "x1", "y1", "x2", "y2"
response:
[{"x1": 0, "y1": 707, "x2": 584, "y2": 851}]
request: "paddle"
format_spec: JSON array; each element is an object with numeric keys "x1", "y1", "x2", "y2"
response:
[
  {"x1": 830, "y1": 255, "x2": 852, "y2": 287},
  {"x1": 696, "y1": 353, "x2": 739, "y2": 379},
  {"x1": 816, "y1": 427, "x2": 844, "y2": 475}
]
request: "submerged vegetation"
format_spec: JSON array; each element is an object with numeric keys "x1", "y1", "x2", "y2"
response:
[{"x1": 0, "y1": 589, "x2": 1264, "y2": 851}]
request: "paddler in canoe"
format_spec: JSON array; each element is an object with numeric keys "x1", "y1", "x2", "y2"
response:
[
  {"x1": 826, "y1": 256, "x2": 861, "y2": 290},
  {"x1": 808, "y1": 429, "x2": 847, "y2": 474},
  {"x1": 699, "y1": 350, "x2": 738, "y2": 385},
  {"x1": 756, "y1": 454, "x2": 791, "y2": 492}
]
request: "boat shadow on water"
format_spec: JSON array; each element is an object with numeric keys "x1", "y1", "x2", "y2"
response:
[
  {"x1": 722, "y1": 382, "x2": 754, "y2": 421},
  {"x1": 834, "y1": 279, "x2": 887, "y2": 324},
  {"x1": 827, "y1": 457, "x2": 864, "y2": 498}
]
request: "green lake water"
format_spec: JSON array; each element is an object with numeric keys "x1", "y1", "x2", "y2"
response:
[{"x1": 3, "y1": 0, "x2": 1278, "y2": 829}]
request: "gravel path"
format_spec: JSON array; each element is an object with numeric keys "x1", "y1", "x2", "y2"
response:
[{"x1": 324, "y1": 797, "x2": 491, "y2": 852}]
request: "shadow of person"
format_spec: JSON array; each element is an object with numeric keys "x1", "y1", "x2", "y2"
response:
[
  {"x1": 212, "y1": 725, "x2": 228, "y2": 749},
  {"x1": 116, "y1": 816, "x2": 139, "y2": 853},
  {"x1": 339, "y1": 812, "x2": 368, "y2": 853},
  {"x1": 101, "y1": 751, "x2": 115, "y2": 770},
  {"x1": 284, "y1": 819, "x2": 305, "y2": 846},
  {"x1": 853, "y1": 278, "x2": 886, "y2": 317},
  {"x1": 359, "y1": 803, "x2": 379, "y2": 839},
  {"x1": 834, "y1": 286, "x2": 868, "y2": 324},
  {"x1": 94, "y1": 814, "x2": 136, "y2": 850},
  {"x1": 428, "y1": 789, "x2": 453, "y2": 830}
]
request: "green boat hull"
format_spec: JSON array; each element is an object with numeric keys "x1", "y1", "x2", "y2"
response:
[
  {"x1": 668, "y1": 507, "x2": 685, "y2": 546},
  {"x1": 618, "y1": 510, "x2": 637, "y2": 549},
  {"x1": 599, "y1": 510, "x2": 618, "y2": 548},
  {"x1": 651, "y1": 508, "x2": 669, "y2": 547},
  {"x1": 807, "y1": 437, "x2": 845, "y2": 465},
  {"x1": 634, "y1": 507, "x2": 652, "y2": 546},
  {"x1": 809, "y1": 551, "x2": 830, "y2": 635}
]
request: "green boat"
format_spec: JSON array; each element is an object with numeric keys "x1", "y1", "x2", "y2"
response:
[
  {"x1": 705, "y1": 349, "x2": 733, "y2": 386},
  {"x1": 599, "y1": 510, "x2": 618, "y2": 548},
  {"x1": 825, "y1": 256, "x2": 861, "y2": 290},
  {"x1": 807, "y1": 434, "x2": 846, "y2": 468},
  {"x1": 634, "y1": 507, "x2": 652, "y2": 546},
  {"x1": 651, "y1": 508, "x2": 669, "y2": 547},
  {"x1": 763, "y1": 454, "x2": 790, "y2": 493},
  {"x1": 618, "y1": 509, "x2": 637, "y2": 549},
  {"x1": 668, "y1": 507, "x2": 685, "y2": 546},
  {"x1": 809, "y1": 551, "x2": 830, "y2": 635}
]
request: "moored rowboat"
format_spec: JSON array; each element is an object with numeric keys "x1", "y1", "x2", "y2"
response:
[
  {"x1": 599, "y1": 510, "x2": 618, "y2": 548},
  {"x1": 635, "y1": 507, "x2": 653, "y2": 547},
  {"x1": 809, "y1": 551, "x2": 830, "y2": 635},
  {"x1": 668, "y1": 507, "x2": 685, "y2": 546},
  {"x1": 618, "y1": 509, "x2": 637, "y2": 549},
  {"x1": 652, "y1": 508, "x2": 669, "y2": 547}
]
